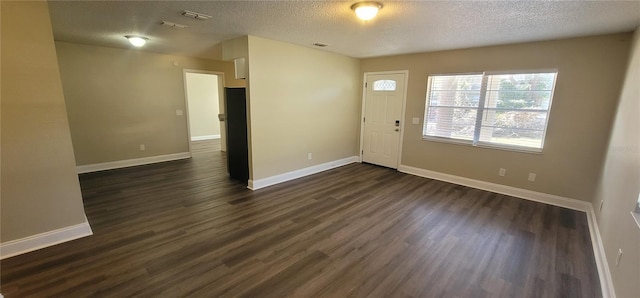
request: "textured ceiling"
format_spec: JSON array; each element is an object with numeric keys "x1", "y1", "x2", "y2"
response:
[{"x1": 48, "y1": 1, "x2": 640, "y2": 60}]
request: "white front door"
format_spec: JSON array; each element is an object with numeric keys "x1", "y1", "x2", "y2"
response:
[{"x1": 362, "y1": 73, "x2": 406, "y2": 168}]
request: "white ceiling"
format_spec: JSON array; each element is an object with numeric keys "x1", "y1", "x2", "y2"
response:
[{"x1": 48, "y1": 0, "x2": 640, "y2": 60}]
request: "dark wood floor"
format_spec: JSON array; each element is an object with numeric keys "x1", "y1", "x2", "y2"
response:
[{"x1": 1, "y1": 139, "x2": 601, "y2": 297}]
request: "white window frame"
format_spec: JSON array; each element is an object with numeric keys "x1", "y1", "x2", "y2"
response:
[
  {"x1": 633, "y1": 195, "x2": 640, "y2": 229},
  {"x1": 422, "y1": 70, "x2": 558, "y2": 153}
]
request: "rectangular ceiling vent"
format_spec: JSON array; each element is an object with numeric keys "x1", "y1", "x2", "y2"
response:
[
  {"x1": 182, "y1": 10, "x2": 212, "y2": 20},
  {"x1": 161, "y1": 21, "x2": 187, "y2": 29}
]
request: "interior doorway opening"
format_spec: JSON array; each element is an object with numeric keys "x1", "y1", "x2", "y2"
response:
[{"x1": 183, "y1": 70, "x2": 226, "y2": 154}]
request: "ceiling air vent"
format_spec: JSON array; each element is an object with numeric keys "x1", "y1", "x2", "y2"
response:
[
  {"x1": 181, "y1": 10, "x2": 212, "y2": 20},
  {"x1": 161, "y1": 21, "x2": 187, "y2": 29}
]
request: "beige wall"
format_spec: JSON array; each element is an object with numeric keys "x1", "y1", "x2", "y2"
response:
[
  {"x1": 247, "y1": 36, "x2": 361, "y2": 180},
  {"x1": 55, "y1": 41, "x2": 244, "y2": 165},
  {"x1": 185, "y1": 72, "x2": 221, "y2": 138},
  {"x1": 1, "y1": 1, "x2": 87, "y2": 242},
  {"x1": 592, "y1": 29, "x2": 640, "y2": 297},
  {"x1": 362, "y1": 33, "x2": 632, "y2": 201},
  {"x1": 222, "y1": 36, "x2": 249, "y2": 61}
]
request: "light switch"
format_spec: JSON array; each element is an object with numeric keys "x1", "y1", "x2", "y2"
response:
[
  {"x1": 412, "y1": 117, "x2": 420, "y2": 125},
  {"x1": 176, "y1": 109, "x2": 183, "y2": 116}
]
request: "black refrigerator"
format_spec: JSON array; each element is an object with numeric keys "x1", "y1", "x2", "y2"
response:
[{"x1": 224, "y1": 87, "x2": 249, "y2": 183}]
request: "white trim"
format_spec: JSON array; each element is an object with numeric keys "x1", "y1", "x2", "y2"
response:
[
  {"x1": 397, "y1": 71, "x2": 409, "y2": 168},
  {"x1": 398, "y1": 164, "x2": 590, "y2": 211},
  {"x1": 358, "y1": 74, "x2": 367, "y2": 163},
  {"x1": 359, "y1": 70, "x2": 409, "y2": 168},
  {"x1": 0, "y1": 218, "x2": 93, "y2": 260},
  {"x1": 76, "y1": 152, "x2": 191, "y2": 174},
  {"x1": 248, "y1": 156, "x2": 359, "y2": 190},
  {"x1": 631, "y1": 211, "x2": 640, "y2": 230},
  {"x1": 191, "y1": 134, "x2": 221, "y2": 141},
  {"x1": 421, "y1": 136, "x2": 544, "y2": 155},
  {"x1": 586, "y1": 206, "x2": 616, "y2": 298},
  {"x1": 397, "y1": 164, "x2": 615, "y2": 297}
]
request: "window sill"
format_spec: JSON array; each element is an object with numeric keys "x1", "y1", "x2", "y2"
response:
[
  {"x1": 422, "y1": 136, "x2": 543, "y2": 155},
  {"x1": 632, "y1": 211, "x2": 640, "y2": 230}
]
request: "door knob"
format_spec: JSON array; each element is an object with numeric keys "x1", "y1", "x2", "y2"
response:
[{"x1": 395, "y1": 128, "x2": 399, "y2": 132}]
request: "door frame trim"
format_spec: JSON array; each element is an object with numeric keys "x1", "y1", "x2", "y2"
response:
[
  {"x1": 359, "y1": 70, "x2": 410, "y2": 169},
  {"x1": 182, "y1": 69, "x2": 226, "y2": 155}
]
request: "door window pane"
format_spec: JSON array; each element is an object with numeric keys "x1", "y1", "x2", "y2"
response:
[{"x1": 373, "y1": 80, "x2": 397, "y2": 91}]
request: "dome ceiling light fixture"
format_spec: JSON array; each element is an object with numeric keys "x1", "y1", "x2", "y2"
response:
[
  {"x1": 351, "y1": 1, "x2": 383, "y2": 21},
  {"x1": 125, "y1": 35, "x2": 148, "y2": 47}
]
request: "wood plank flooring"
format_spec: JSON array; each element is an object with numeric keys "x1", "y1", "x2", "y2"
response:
[{"x1": 1, "y1": 139, "x2": 601, "y2": 297}]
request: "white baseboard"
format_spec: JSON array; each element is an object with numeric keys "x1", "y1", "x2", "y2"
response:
[
  {"x1": 398, "y1": 164, "x2": 614, "y2": 297},
  {"x1": 397, "y1": 164, "x2": 591, "y2": 211},
  {"x1": 77, "y1": 152, "x2": 191, "y2": 174},
  {"x1": 248, "y1": 156, "x2": 359, "y2": 190},
  {"x1": 191, "y1": 134, "x2": 220, "y2": 141},
  {"x1": 586, "y1": 206, "x2": 616, "y2": 298},
  {"x1": 0, "y1": 218, "x2": 93, "y2": 260}
]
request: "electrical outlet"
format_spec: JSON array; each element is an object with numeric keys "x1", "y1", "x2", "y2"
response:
[
  {"x1": 616, "y1": 249, "x2": 623, "y2": 267},
  {"x1": 528, "y1": 173, "x2": 536, "y2": 182},
  {"x1": 176, "y1": 109, "x2": 183, "y2": 116},
  {"x1": 308, "y1": 153, "x2": 312, "y2": 160},
  {"x1": 498, "y1": 168, "x2": 506, "y2": 177},
  {"x1": 139, "y1": 144, "x2": 146, "y2": 151},
  {"x1": 412, "y1": 117, "x2": 420, "y2": 125}
]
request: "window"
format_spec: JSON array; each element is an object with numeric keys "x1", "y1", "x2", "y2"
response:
[
  {"x1": 633, "y1": 194, "x2": 640, "y2": 229},
  {"x1": 373, "y1": 79, "x2": 396, "y2": 91},
  {"x1": 634, "y1": 194, "x2": 640, "y2": 217},
  {"x1": 423, "y1": 71, "x2": 557, "y2": 152}
]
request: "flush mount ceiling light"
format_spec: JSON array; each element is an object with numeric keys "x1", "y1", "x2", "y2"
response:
[
  {"x1": 351, "y1": 1, "x2": 383, "y2": 21},
  {"x1": 125, "y1": 35, "x2": 148, "y2": 47},
  {"x1": 181, "y1": 10, "x2": 212, "y2": 20}
]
